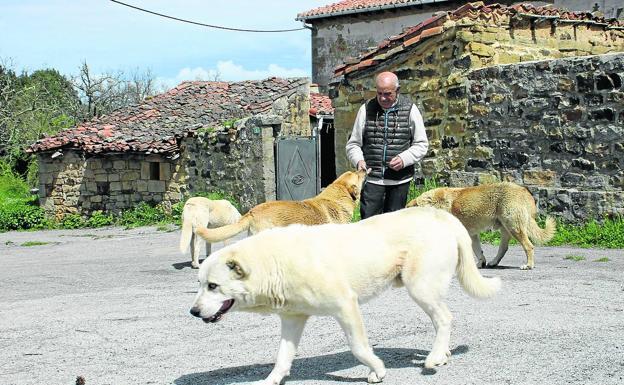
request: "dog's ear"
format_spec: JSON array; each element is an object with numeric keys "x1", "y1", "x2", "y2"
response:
[
  {"x1": 348, "y1": 183, "x2": 360, "y2": 201},
  {"x1": 226, "y1": 259, "x2": 247, "y2": 279}
]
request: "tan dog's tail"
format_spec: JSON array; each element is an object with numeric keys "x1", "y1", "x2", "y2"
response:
[
  {"x1": 196, "y1": 214, "x2": 252, "y2": 242},
  {"x1": 528, "y1": 216, "x2": 556, "y2": 244},
  {"x1": 456, "y1": 228, "x2": 501, "y2": 298}
]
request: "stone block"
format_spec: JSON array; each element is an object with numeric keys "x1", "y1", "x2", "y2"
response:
[
  {"x1": 95, "y1": 173, "x2": 108, "y2": 182},
  {"x1": 468, "y1": 42, "x2": 495, "y2": 57},
  {"x1": 108, "y1": 173, "x2": 120, "y2": 182},
  {"x1": 141, "y1": 162, "x2": 151, "y2": 180},
  {"x1": 148, "y1": 180, "x2": 166, "y2": 193},
  {"x1": 160, "y1": 163, "x2": 172, "y2": 181},
  {"x1": 110, "y1": 182, "x2": 122, "y2": 191},
  {"x1": 113, "y1": 160, "x2": 126, "y2": 169},
  {"x1": 470, "y1": 104, "x2": 490, "y2": 117},
  {"x1": 523, "y1": 170, "x2": 557, "y2": 186},
  {"x1": 121, "y1": 171, "x2": 140, "y2": 182},
  {"x1": 477, "y1": 173, "x2": 500, "y2": 185}
]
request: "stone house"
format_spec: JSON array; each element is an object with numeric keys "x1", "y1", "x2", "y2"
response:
[
  {"x1": 28, "y1": 77, "x2": 313, "y2": 219},
  {"x1": 328, "y1": 2, "x2": 624, "y2": 221},
  {"x1": 296, "y1": 0, "x2": 558, "y2": 92}
]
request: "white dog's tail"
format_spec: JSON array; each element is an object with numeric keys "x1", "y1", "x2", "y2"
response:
[
  {"x1": 179, "y1": 213, "x2": 193, "y2": 254},
  {"x1": 528, "y1": 216, "x2": 556, "y2": 245},
  {"x1": 456, "y1": 231, "x2": 501, "y2": 298},
  {"x1": 179, "y1": 204, "x2": 204, "y2": 254}
]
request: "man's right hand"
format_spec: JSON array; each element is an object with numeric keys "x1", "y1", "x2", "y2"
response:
[{"x1": 357, "y1": 160, "x2": 367, "y2": 171}]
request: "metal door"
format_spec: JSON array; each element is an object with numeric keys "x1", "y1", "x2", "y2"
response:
[{"x1": 275, "y1": 136, "x2": 319, "y2": 200}]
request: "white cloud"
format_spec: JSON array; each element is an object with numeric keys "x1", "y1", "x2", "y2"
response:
[{"x1": 157, "y1": 61, "x2": 310, "y2": 89}]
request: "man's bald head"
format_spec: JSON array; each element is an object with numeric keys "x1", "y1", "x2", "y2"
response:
[
  {"x1": 375, "y1": 71, "x2": 399, "y2": 89},
  {"x1": 375, "y1": 71, "x2": 399, "y2": 109}
]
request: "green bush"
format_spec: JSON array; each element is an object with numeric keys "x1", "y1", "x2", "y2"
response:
[
  {"x1": 118, "y1": 202, "x2": 167, "y2": 228},
  {"x1": 0, "y1": 203, "x2": 47, "y2": 231},
  {"x1": 0, "y1": 161, "x2": 48, "y2": 231},
  {"x1": 61, "y1": 213, "x2": 86, "y2": 229},
  {"x1": 86, "y1": 210, "x2": 114, "y2": 228}
]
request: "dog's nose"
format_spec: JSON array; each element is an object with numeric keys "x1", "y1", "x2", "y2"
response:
[{"x1": 189, "y1": 307, "x2": 201, "y2": 318}]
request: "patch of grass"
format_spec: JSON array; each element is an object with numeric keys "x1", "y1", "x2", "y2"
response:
[
  {"x1": 564, "y1": 255, "x2": 586, "y2": 262},
  {"x1": 593, "y1": 257, "x2": 610, "y2": 262},
  {"x1": 21, "y1": 241, "x2": 49, "y2": 247},
  {"x1": 548, "y1": 217, "x2": 624, "y2": 248},
  {"x1": 479, "y1": 216, "x2": 624, "y2": 249}
]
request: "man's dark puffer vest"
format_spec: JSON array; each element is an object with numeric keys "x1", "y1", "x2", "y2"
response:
[{"x1": 362, "y1": 95, "x2": 414, "y2": 180}]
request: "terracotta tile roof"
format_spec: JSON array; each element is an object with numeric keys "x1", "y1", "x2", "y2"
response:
[
  {"x1": 28, "y1": 77, "x2": 309, "y2": 155},
  {"x1": 333, "y1": 2, "x2": 624, "y2": 78},
  {"x1": 297, "y1": 0, "x2": 441, "y2": 21},
  {"x1": 309, "y1": 93, "x2": 334, "y2": 116}
]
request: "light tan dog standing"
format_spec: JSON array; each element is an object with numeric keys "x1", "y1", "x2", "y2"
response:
[
  {"x1": 179, "y1": 197, "x2": 242, "y2": 269},
  {"x1": 195, "y1": 169, "x2": 367, "y2": 243},
  {"x1": 407, "y1": 182, "x2": 556, "y2": 270},
  {"x1": 190, "y1": 207, "x2": 501, "y2": 384}
]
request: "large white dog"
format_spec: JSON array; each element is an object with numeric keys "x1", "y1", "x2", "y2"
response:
[
  {"x1": 190, "y1": 207, "x2": 501, "y2": 384},
  {"x1": 179, "y1": 197, "x2": 241, "y2": 268}
]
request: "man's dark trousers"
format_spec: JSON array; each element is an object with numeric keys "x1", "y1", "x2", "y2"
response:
[{"x1": 359, "y1": 181, "x2": 410, "y2": 219}]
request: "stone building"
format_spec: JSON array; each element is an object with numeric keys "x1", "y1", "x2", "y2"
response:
[
  {"x1": 329, "y1": 2, "x2": 624, "y2": 220},
  {"x1": 28, "y1": 77, "x2": 311, "y2": 219},
  {"x1": 296, "y1": 0, "x2": 554, "y2": 92}
]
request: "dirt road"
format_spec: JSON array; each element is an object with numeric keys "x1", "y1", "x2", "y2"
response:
[{"x1": 0, "y1": 226, "x2": 622, "y2": 385}]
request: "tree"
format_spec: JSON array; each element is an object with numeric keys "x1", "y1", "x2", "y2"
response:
[
  {"x1": 0, "y1": 59, "x2": 81, "y2": 181},
  {"x1": 72, "y1": 62, "x2": 162, "y2": 121}
]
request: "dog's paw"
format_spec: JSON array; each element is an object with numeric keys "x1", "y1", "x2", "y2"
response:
[
  {"x1": 367, "y1": 369, "x2": 385, "y2": 383},
  {"x1": 486, "y1": 262, "x2": 499, "y2": 268},
  {"x1": 191, "y1": 262, "x2": 200, "y2": 269},
  {"x1": 424, "y1": 350, "x2": 450, "y2": 368},
  {"x1": 520, "y1": 264, "x2": 533, "y2": 270},
  {"x1": 478, "y1": 260, "x2": 487, "y2": 268}
]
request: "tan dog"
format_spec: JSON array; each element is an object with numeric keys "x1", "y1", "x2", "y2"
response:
[
  {"x1": 179, "y1": 197, "x2": 241, "y2": 269},
  {"x1": 196, "y1": 169, "x2": 367, "y2": 243},
  {"x1": 190, "y1": 207, "x2": 501, "y2": 384},
  {"x1": 407, "y1": 182, "x2": 556, "y2": 270}
]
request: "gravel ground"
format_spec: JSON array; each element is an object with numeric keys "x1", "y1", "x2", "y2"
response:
[{"x1": 0, "y1": 226, "x2": 622, "y2": 385}]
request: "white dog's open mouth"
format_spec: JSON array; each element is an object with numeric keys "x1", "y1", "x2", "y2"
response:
[{"x1": 203, "y1": 299, "x2": 235, "y2": 323}]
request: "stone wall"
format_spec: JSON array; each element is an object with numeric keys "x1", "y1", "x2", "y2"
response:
[
  {"x1": 460, "y1": 53, "x2": 624, "y2": 221},
  {"x1": 179, "y1": 115, "x2": 280, "y2": 213},
  {"x1": 38, "y1": 151, "x2": 183, "y2": 219},
  {"x1": 331, "y1": 12, "x2": 624, "y2": 222},
  {"x1": 332, "y1": 13, "x2": 624, "y2": 178}
]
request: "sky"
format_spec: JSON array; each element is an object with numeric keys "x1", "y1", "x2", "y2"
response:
[{"x1": 0, "y1": 0, "x2": 331, "y2": 88}]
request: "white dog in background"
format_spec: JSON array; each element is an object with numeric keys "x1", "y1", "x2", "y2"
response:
[
  {"x1": 190, "y1": 206, "x2": 501, "y2": 384},
  {"x1": 179, "y1": 197, "x2": 241, "y2": 269}
]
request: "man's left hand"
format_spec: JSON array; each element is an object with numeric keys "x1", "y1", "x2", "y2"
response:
[{"x1": 388, "y1": 156, "x2": 403, "y2": 171}]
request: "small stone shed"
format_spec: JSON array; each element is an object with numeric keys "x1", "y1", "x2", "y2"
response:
[
  {"x1": 28, "y1": 77, "x2": 311, "y2": 219},
  {"x1": 330, "y1": 2, "x2": 624, "y2": 221}
]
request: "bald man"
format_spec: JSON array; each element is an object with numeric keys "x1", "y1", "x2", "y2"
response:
[{"x1": 346, "y1": 71, "x2": 429, "y2": 219}]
